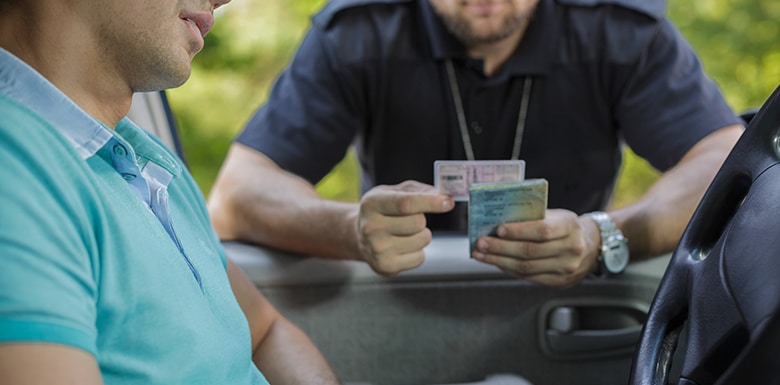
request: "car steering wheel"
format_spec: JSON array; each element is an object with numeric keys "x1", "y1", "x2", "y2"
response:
[{"x1": 630, "y1": 85, "x2": 780, "y2": 385}]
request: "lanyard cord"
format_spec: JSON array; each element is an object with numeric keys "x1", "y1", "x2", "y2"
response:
[{"x1": 444, "y1": 59, "x2": 533, "y2": 161}]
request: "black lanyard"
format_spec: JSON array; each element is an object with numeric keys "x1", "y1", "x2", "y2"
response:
[{"x1": 444, "y1": 59, "x2": 532, "y2": 161}]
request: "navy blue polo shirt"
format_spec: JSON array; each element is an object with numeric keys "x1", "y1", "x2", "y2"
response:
[{"x1": 236, "y1": 0, "x2": 741, "y2": 231}]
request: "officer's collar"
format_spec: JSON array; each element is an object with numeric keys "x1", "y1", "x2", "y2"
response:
[{"x1": 419, "y1": 0, "x2": 554, "y2": 76}]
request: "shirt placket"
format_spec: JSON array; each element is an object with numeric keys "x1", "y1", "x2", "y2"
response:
[{"x1": 106, "y1": 137, "x2": 202, "y2": 289}]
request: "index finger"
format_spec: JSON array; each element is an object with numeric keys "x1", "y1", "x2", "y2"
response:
[{"x1": 367, "y1": 183, "x2": 454, "y2": 216}]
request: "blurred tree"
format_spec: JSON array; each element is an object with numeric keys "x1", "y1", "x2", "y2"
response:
[
  {"x1": 612, "y1": 0, "x2": 780, "y2": 208},
  {"x1": 167, "y1": 0, "x2": 779, "y2": 208}
]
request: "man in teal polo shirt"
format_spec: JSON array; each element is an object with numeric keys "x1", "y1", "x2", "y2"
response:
[{"x1": 0, "y1": 0, "x2": 340, "y2": 384}]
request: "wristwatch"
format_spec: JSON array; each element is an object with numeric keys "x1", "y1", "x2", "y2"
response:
[{"x1": 585, "y1": 211, "x2": 629, "y2": 276}]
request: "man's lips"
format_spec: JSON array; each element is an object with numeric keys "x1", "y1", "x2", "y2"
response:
[
  {"x1": 463, "y1": 1, "x2": 505, "y2": 16},
  {"x1": 180, "y1": 11, "x2": 214, "y2": 38}
]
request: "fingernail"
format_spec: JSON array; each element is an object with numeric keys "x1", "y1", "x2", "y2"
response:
[
  {"x1": 497, "y1": 226, "x2": 506, "y2": 237},
  {"x1": 443, "y1": 199, "x2": 452, "y2": 210},
  {"x1": 477, "y1": 239, "x2": 489, "y2": 251},
  {"x1": 473, "y1": 252, "x2": 485, "y2": 260}
]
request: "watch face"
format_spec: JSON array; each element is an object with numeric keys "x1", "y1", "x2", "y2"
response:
[{"x1": 603, "y1": 240, "x2": 630, "y2": 273}]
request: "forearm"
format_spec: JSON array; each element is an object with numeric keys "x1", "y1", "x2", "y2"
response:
[
  {"x1": 252, "y1": 319, "x2": 341, "y2": 385},
  {"x1": 216, "y1": 181, "x2": 362, "y2": 260},
  {"x1": 209, "y1": 144, "x2": 363, "y2": 261},
  {"x1": 610, "y1": 170, "x2": 709, "y2": 260},
  {"x1": 226, "y1": 260, "x2": 340, "y2": 384},
  {"x1": 609, "y1": 124, "x2": 743, "y2": 260}
]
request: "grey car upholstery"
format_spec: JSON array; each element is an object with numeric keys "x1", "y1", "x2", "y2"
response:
[{"x1": 228, "y1": 240, "x2": 666, "y2": 385}]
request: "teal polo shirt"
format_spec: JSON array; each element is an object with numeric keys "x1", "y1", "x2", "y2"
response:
[{"x1": 0, "y1": 48, "x2": 269, "y2": 384}]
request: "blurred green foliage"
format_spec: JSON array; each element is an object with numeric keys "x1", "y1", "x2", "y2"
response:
[{"x1": 167, "y1": 0, "x2": 780, "y2": 208}]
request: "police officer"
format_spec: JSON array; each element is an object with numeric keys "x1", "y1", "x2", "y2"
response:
[{"x1": 208, "y1": 0, "x2": 744, "y2": 287}]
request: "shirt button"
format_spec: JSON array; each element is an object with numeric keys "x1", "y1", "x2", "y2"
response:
[
  {"x1": 113, "y1": 144, "x2": 127, "y2": 157},
  {"x1": 122, "y1": 173, "x2": 137, "y2": 181},
  {"x1": 470, "y1": 121, "x2": 483, "y2": 135}
]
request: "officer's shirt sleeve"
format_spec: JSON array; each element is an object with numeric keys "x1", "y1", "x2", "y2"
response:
[
  {"x1": 236, "y1": 24, "x2": 366, "y2": 185},
  {"x1": 612, "y1": 18, "x2": 741, "y2": 171}
]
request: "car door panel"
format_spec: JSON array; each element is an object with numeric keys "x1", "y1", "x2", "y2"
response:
[{"x1": 225, "y1": 239, "x2": 667, "y2": 385}]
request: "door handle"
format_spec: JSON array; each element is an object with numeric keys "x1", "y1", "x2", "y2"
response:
[{"x1": 539, "y1": 300, "x2": 648, "y2": 359}]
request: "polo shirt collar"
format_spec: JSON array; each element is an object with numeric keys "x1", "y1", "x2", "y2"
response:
[
  {"x1": 419, "y1": 0, "x2": 555, "y2": 76},
  {"x1": 0, "y1": 48, "x2": 180, "y2": 177},
  {"x1": 419, "y1": 0, "x2": 464, "y2": 59},
  {"x1": 0, "y1": 47, "x2": 185, "y2": 239},
  {"x1": 0, "y1": 47, "x2": 111, "y2": 158}
]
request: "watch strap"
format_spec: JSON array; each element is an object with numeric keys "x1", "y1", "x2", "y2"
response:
[{"x1": 585, "y1": 211, "x2": 628, "y2": 276}]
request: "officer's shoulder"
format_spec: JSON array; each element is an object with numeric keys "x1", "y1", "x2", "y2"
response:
[
  {"x1": 556, "y1": 0, "x2": 665, "y2": 20},
  {"x1": 312, "y1": 0, "x2": 414, "y2": 28}
]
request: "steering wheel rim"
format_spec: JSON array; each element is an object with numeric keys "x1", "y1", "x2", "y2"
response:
[{"x1": 630, "y1": 85, "x2": 780, "y2": 385}]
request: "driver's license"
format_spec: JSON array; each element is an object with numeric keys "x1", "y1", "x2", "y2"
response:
[{"x1": 434, "y1": 160, "x2": 525, "y2": 201}]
